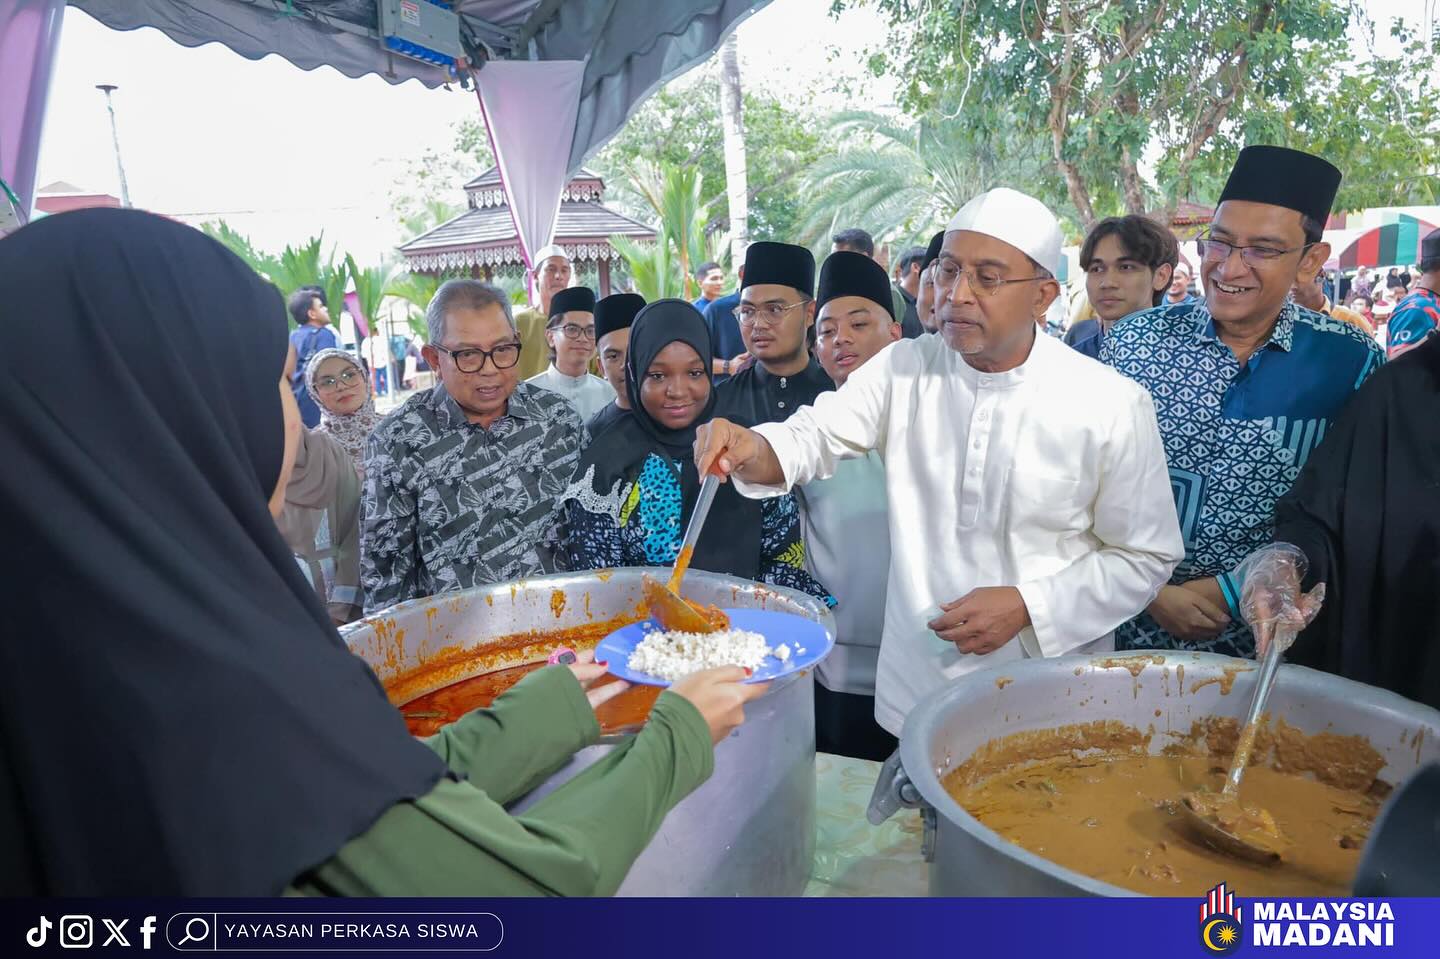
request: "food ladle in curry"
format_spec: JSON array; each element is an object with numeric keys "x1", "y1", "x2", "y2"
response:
[
  {"x1": 642, "y1": 472, "x2": 728, "y2": 634},
  {"x1": 1178, "y1": 624, "x2": 1296, "y2": 864}
]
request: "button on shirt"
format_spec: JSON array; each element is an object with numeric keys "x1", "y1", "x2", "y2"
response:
[
  {"x1": 734, "y1": 332, "x2": 1183, "y2": 734},
  {"x1": 1102, "y1": 300, "x2": 1384, "y2": 655},
  {"x1": 360, "y1": 381, "x2": 586, "y2": 613},
  {"x1": 716, "y1": 358, "x2": 834, "y2": 426}
]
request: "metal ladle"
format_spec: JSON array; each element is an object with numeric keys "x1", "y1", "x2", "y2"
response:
[
  {"x1": 1178, "y1": 624, "x2": 1295, "y2": 864},
  {"x1": 642, "y1": 473, "x2": 724, "y2": 633}
]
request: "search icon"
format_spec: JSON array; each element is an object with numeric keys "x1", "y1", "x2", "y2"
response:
[{"x1": 178, "y1": 917, "x2": 210, "y2": 947}]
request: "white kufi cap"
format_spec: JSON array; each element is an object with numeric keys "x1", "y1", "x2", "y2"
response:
[
  {"x1": 946, "y1": 188, "x2": 1062, "y2": 276},
  {"x1": 532, "y1": 243, "x2": 569, "y2": 265}
]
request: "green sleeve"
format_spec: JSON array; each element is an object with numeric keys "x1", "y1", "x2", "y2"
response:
[
  {"x1": 287, "y1": 691, "x2": 714, "y2": 897},
  {"x1": 421, "y1": 665, "x2": 599, "y2": 805}
]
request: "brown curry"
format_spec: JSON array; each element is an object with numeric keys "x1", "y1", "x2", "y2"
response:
[{"x1": 944, "y1": 718, "x2": 1388, "y2": 897}]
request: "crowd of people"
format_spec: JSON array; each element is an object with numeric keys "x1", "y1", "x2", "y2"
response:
[
  {"x1": 270, "y1": 144, "x2": 1440, "y2": 760},
  {"x1": 4, "y1": 139, "x2": 1438, "y2": 895}
]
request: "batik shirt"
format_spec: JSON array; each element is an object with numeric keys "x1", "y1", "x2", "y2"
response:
[
  {"x1": 360, "y1": 382, "x2": 586, "y2": 613},
  {"x1": 559, "y1": 454, "x2": 834, "y2": 605},
  {"x1": 1385, "y1": 287, "x2": 1440, "y2": 358},
  {"x1": 1101, "y1": 299, "x2": 1384, "y2": 656}
]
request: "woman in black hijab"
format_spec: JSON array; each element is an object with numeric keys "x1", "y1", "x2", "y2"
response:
[
  {"x1": 0, "y1": 209, "x2": 762, "y2": 896},
  {"x1": 561, "y1": 299, "x2": 832, "y2": 603}
]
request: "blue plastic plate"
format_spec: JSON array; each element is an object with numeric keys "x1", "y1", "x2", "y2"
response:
[{"x1": 596, "y1": 608, "x2": 833, "y2": 687}]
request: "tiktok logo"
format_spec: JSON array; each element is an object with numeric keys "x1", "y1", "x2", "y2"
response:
[{"x1": 25, "y1": 916, "x2": 51, "y2": 947}]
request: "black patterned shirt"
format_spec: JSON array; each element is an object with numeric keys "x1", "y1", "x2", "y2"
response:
[{"x1": 360, "y1": 382, "x2": 586, "y2": 613}]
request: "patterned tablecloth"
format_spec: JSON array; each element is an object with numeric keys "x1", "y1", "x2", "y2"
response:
[{"x1": 804, "y1": 753, "x2": 928, "y2": 897}]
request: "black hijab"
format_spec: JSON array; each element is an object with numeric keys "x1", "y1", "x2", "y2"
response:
[
  {"x1": 1275, "y1": 336, "x2": 1440, "y2": 710},
  {"x1": 581, "y1": 299, "x2": 762, "y2": 577},
  {"x1": 0, "y1": 209, "x2": 448, "y2": 895}
]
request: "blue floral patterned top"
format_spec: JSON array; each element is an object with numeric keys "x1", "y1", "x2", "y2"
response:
[{"x1": 1101, "y1": 299, "x2": 1383, "y2": 656}]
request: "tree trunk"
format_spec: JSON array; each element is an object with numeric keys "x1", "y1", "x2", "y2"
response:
[
  {"x1": 1047, "y1": 0, "x2": 1096, "y2": 229},
  {"x1": 1119, "y1": 145, "x2": 1147, "y2": 215},
  {"x1": 719, "y1": 32, "x2": 750, "y2": 266}
]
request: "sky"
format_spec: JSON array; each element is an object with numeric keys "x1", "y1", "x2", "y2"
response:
[{"x1": 33, "y1": 0, "x2": 1432, "y2": 262}]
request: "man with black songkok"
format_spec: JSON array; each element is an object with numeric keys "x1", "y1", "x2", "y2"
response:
[
  {"x1": 587, "y1": 292, "x2": 645, "y2": 438},
  {"x1": 525, "y1": 286, "x2": 612, "y2": 422},
  {"x1": 803, "y1": 251, "x2": 902, "y2": 759},
  {"x1": 1102, "y1": 145, "x2": 1384, "y2": 658},
  {"x1": 715, "y1": 241, "x2": 834, "y2": 425}
]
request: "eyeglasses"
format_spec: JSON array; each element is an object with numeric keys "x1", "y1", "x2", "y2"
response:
[
  {"x1": 1197, "y1": 232, "x2": 1314, "y2": 266},
  {"x1": 549, "y1": 322, "x2": 596, "y2": 342},
  {"x1": 933, "y1": 260, "x2": 1045, "y2": 296},
  {"x1": 733, "y1": 300, "x2": 810, "y2": 327},
  {"x1": 314, "y1": 368, "x2": 364, "y2": 393},
  {"x1": 431, "y1": 341, "x2": 522, "y2": 373}
]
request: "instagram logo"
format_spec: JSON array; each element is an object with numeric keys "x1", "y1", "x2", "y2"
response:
[{"x1": 59, "y1": 915, "x2": 93, "y2": 949}]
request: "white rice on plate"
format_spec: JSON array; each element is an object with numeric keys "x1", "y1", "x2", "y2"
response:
[{"x1": 627, "y1": 626, "x2": 775, "y2": 682}]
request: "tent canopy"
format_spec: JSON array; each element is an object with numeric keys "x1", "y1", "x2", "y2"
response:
[
  {"x1": 70, "y1": 0, "x2": 767, "y2": 172},
  {"x1": 1323, "y1": 214, "x2": 1438, "y2": 271}
]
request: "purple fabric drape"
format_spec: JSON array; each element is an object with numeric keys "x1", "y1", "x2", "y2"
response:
[
  {"x1": 475, "y1": 59, "x2": 583, "y2": 303},
  {"x1": 0, "y1": 0, "x2": 65, "y2": 227}
]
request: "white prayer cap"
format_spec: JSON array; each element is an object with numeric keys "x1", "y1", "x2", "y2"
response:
[
  {"x1": 532, "y1": 243, "x2": 569, "y2": 265},
  {"x1": 946, "y1": 188, "x2": 1062, "y2": 277}
]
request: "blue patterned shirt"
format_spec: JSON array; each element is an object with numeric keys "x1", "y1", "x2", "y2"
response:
[{"x1": 1101, "y1": 299, "x2": 1383, "y2": 655}]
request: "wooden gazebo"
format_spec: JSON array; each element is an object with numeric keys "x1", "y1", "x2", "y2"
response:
[{"x1": 398, "y1": 167, "x2": 656, "y2": 295}]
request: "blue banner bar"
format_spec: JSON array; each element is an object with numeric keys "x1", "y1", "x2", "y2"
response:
[{"x1": 5, "y1": 897, "x2": 1437, "y2": 958}]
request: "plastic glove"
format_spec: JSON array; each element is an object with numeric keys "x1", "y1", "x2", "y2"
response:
[{"x1": 1233, "y1": 543, "x2": 1325, "y2": 659}]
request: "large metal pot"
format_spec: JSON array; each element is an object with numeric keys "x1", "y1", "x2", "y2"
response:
[
  {"x1": 869, "y1": 653, "x2": 1440, "y2": 897},
  {"x1": 341, "y1": 569, "x2": 835, "y2": 897}
]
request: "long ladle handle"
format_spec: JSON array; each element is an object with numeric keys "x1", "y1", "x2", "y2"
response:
[{"x1": 1223, "y1": 628, "x2": 1290, "y2": 796}]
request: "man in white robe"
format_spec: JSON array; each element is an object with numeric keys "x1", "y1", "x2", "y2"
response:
[
  {"x1": 525, "y1": 286, "x2": 612, "y2": 422},
  {"x1": 696, "y1": 188, "x2": 1184, "y2": 734}
]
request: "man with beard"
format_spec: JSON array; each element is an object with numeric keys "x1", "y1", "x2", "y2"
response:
[{"x1": 695, "y1": 189, "x2": 1182, "y2": 736}]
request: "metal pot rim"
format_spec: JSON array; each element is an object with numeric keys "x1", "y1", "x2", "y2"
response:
[
  {"x1": 897, "y1": 652, "x2": 1440, "y2": 898},
  {"x1": 343, "y1": 567, "x2": 839, "y2": 701}
]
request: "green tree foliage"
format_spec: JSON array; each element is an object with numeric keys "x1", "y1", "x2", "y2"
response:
[
  {"x1": 345, "y1": 254, "x2": 402, "y2": 337},
  {"x1": 797, "y1": 100, "x2": 1060, "y2": 249},
  {"x1": 202, "y1": 222, "x2": 350, "y2": 328},
  {"x1": 841, "y1": 0, "x2": 1437, "y2": 226},
  {"x1": 607, "y1": 161, "x2": 728, "y2": 300},
  {"x1": 591, "y1": 66, "x2": 825, "y2": 246}
]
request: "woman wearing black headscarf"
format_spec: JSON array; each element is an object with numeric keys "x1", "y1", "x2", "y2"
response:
[
  {"x1": 0, "y1": 209, "x2": 763, "y2": 896},
  {"x1": 560, "y1": 299, "x2": 832, "y2": 603}
]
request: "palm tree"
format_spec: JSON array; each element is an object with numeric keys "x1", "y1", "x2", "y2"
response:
[
  {"x1": 345, "y1": 254, "x2": 401, "y2": 337},
  {"x1": 201, "y1": 221, "x2": 348, "y2": 327},
  {"x1": 718, "y1": 32, "x2": 749, "y2": 264},
  {"x1": 609, "y1": 160, "x2": 729, "y2": 300},
  {"x1": 796, "y1": 105, "x2": 1055, "y2": 252},
  {"x1": 609, "y1": 234, "x2": 683, "y2": 301}
]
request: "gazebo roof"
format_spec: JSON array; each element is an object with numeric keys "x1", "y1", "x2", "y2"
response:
[{"x1": 400, "y1": 167, "x2": 656, "y2": 273}]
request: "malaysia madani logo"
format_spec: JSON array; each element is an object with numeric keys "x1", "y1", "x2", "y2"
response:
[{"x1": 1200, "y1": 882, "x2": 1242, "y2": 955}]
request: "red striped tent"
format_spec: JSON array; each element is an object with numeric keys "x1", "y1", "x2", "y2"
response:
[{"x1": 1325, "y1": 214, "x2": 1438, "y2": 270}]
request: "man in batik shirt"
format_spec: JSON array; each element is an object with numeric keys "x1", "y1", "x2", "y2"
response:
[
  {"x1": 1102, "y1": 146, "x2": 1384, "y2": 657},
  {"x1": 361, "y1": 280, "x2": 585, "y2": 612}
]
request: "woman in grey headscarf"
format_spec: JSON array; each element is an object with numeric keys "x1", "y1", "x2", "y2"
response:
[{"x1": 277, "y1": 348, "x2": 378, "y2": 623}]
